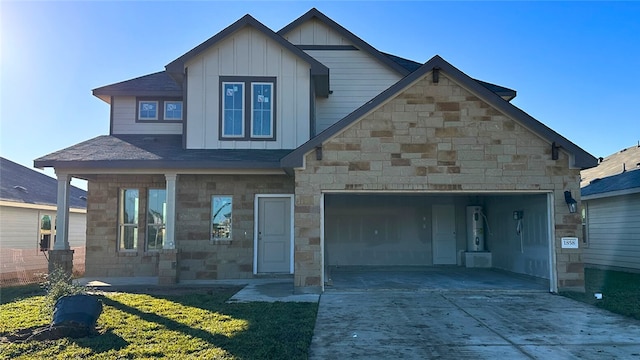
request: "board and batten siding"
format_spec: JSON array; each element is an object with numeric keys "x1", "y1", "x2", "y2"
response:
[
  {"x1": 282, "y1": 18, "x2": 351, "y2": 46},
  {"x1": 583, "y1": 193, "x2": 640, "y2": 270},
  {"x1": 185, "y1": 27, "x2": 311, "y2": 150},
  {"x1": 306, "y1": 50, "x2": 401, "y2": 133},
  {"x1": 111, "y1": 97, "x2": 183, "y2": 135}
]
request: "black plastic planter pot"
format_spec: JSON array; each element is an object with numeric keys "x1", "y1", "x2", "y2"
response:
[{"x1": 52, "y1": 294, "x2": 103, "y2": 328}]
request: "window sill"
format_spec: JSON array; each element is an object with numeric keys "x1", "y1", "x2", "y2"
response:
[
  {"x1": 211, "y1": 239, "x2": 232, "y2": 245},
  {"x1": 117, "y1": 251, "x2": 138, "y2": 257}
]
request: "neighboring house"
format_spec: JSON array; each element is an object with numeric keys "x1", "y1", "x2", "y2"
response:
[
  {"x1": 0, "y1": 157, "x2": 87, "y2": 284},
  {"x1": 581, "y1": 144, "x2": 640, "y2": 271},
  {"x1": 35, "y1": 8, "x2": 597, "y2": 293}
]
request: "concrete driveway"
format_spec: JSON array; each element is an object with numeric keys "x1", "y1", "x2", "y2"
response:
[{"x1": 309, "y1": 268, "x2": 640, "y2": 359}]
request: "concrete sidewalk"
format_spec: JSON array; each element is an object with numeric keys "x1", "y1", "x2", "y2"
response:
[
  {"x1": 309, "y1": 290, "x2": 640, "y2": 359},
  {"x1": 76, "y1": 276, "x2": 319, "y2": 303}
]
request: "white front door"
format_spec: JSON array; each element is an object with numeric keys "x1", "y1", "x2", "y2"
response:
[
  {"x1": 257, "y1": 196, "x2": 292, "y2": 273},
  {"x1": 432, "y1": 204, "x2": 457, "y2": 264}
]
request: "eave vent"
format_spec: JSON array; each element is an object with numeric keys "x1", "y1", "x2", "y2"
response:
[
  {"x1": 79, "y1": 196, "x2": 87, "y2": 201},
  {"x1": 13, "y1": 185, "x2": 28, "y2": 193}
]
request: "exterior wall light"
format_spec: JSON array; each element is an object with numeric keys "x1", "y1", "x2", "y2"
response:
[{"x1": 564, "y1": 191, "x2": 578, "y2": 213}]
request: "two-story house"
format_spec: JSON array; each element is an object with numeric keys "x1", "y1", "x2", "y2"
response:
[{"x1": 35, "y1": 8, "x2": 597, "y2": 293}]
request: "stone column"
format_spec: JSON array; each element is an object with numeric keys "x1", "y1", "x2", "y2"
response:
[{"x1": 49, "y1": 172, "x2": 74, "y2": 277}]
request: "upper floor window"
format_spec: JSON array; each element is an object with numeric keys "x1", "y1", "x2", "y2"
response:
[
  {"x1": 138, "y1": 101, "x2": 158, "y2": 121},
  {"x1": 219, "y1": 77, "x2": 276, "y2": 140},
  {"x1": 222, "y1": 82, "x2": 245, "y2": 137},
  {"x1": 137, "y1": 98, "x2": 183, "y2": 122},
  {"x1": 164, "y1": 101, "x2": 183, "y2": 121}
]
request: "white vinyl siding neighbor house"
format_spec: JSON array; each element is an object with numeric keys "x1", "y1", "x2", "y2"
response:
[
  {"x1": 582, "y1": 193, "x2": 640, "y2": 270},
  {"x1": 0, "y1": 157, "x2": 87, "y2": 284}
]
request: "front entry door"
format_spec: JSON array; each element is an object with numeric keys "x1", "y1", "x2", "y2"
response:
[
  {"x1": 257, "y1": 197, "x2": 292, "y2": 273},
  {"x1": 432, "y1": 204, "x2": 457, "y2": 264}
]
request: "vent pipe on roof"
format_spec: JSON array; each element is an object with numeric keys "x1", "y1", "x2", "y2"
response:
[{"x1": 13, "y1": 185, "x2": 28, "y2": 193}]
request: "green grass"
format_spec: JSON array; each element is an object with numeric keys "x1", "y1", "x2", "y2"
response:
[
  {"x1": 0, "y1": 286, "x2": 318, "y2": 359},
  {"x1": 561, "y1": 268, "x2": 640, "y2": 320}
]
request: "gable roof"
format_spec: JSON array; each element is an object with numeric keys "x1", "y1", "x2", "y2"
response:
[
  {"x1": 1, "y1": 157, "x2": 87, "y2": 209},
  {"x1": 382, "y1": 52, "x2": 517, "y2": 101},
  {"x1": 581, "y1": 169, "x2": 640, "y2": 199},
  {"x1": 165, "y1": 14, "x2": 330, "y2": 96},
  {"x1": 92, "y1": 71, "x2": 182, "y2": 103},
  {"x1": 34, "y1": 135, "x2": 292, "y2": 171},
  {"x1": 580, "y1": 144, "x2": 640, "y2": 188},
  {"x1": 278, "y1": 8, "x2": 410, "y2": 77},
  {"x1": 281, "y1": 55, "x2": 597, "y2": 170}
]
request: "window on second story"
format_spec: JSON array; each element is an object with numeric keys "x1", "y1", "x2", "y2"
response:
[
  {"x1": 220, "y1": 77, "x2": 275, "y2": 140},
  {"x1": 164, "y1": 101, "x2": 183, "y2": 121},
  {"x1": 137, "y1": 98, "x2": 183, "y2": 122},
  {"x1": 138, "y1": 101, "x2": 159, "y2": 121}
]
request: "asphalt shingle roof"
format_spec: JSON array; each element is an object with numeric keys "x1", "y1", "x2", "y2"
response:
[
  {"x1": 580, "y1": 144, "x2": 640, "y2": 187},
  {"x1": 581, "y1": 168, "x2": 640, "y2": 197},
  {"x1": 34, "y1": 135, "x2": 293, "y2": 170},
  {"x1": 92, "y1": 71, "x2": 182, "y2": 101},
  {"x1": 0, "y1": 157, "x2": 87, "y2": 209}
]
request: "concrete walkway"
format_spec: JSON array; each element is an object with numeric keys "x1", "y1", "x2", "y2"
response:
[
  {"x1": 310, "y1": 268, "x2": 640, "y2": 359},
  {"x1": 76, "y1": 276, "x2": 319, "y2": 303}
]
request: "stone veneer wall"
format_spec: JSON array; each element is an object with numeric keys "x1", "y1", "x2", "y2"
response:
[
  {"x1": 85, "y1": 174, "x2": 166, "y2": 277},
  {"x1": 175, "y1": 174, "x2": 294, "y2": 280},
  {"x1": 86, "y1": 174, "x2": 294, "y2": 280},
  {"x1": 294, "y1": 73, "x2": 583, "y2": 292}
]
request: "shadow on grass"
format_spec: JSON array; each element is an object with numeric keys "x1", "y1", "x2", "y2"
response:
[
  {"x1": 98, "y1": 295, "x2": 238, "y2": 353},
  {"x1": 71, "y1": 328, "x2": 129, "y2": 353},
  {"x1": 98, "y1": 291, "x2": 318, "y2": 360},
  {"x1": 0, "y1": 284, "x2": 45, "y2": 304}
]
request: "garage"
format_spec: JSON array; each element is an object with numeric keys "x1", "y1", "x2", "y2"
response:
[{"x1": 323, "y1": 192, "x2": 554, "y2": 289}]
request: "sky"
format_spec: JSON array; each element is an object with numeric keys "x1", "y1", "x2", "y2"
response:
[{"x1": 1, "y1": 1, "x2": 639, "y2": 190}]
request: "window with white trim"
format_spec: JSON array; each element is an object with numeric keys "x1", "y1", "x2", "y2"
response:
[
  {"x1": 219, "y1": 77, "x2": 275, "y2": 140},
  {"x1": 164, "y1": 101, "x2": 183, "y2": 121},
  {"x1": 138, "y1": 101, "x2": 158, "y2": 120},
  {"x1": 146, "y1": 189, "x2": 166, "y2": 251},
  {"x1": 136, "y1": 98, "x2": 183, "y2": 122},
  {"x1": 118, "y1": 189, "x2": 139, "y2": 251},
  {"x1": 251, "y1": 83, "x2": 273, "y2": 137},
  {"x1": 222, "y1": 82, "x2": 244, "y2": 137}
]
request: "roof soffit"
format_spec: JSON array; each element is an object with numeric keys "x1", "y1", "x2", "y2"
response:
[
  {"x1": 277, "y1": 8, "x2": 410, "y2": 76},
  {"x1": 282, "y1": 55, "x2": 597, "y2": 170}
]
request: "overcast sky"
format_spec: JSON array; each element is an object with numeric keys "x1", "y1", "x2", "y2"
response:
[{"x1": 1, "y1": 1, "x2": 638, "y2": 189}]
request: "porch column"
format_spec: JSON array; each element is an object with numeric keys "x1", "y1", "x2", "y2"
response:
[
  {"x1": 54, "y1": 173, "x2": 71, "y2": 250},
  {"x1": 49, "y1": 172, "x2": 74, "y2": 278},
  {"x1": 159, "y1": 173, "x2": 178, "y2": 285}
]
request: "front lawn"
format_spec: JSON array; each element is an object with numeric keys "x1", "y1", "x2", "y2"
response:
[
  {"x1": 0, "y1": 286, "x2": 318, "y2": 359},
  {"x1": 561, "y1": 267, "x2": 640, "y2": 320}
]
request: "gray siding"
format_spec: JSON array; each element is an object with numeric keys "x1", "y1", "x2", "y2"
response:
[
  {"x1": 583, "y1": 193, "x2": 640, "y2": 270},
  {"x1": 306, "y1": 50, "x2": 401, "y2": 133},
  {"x1": 484, "y1": 194, "x2": 550, "y2": 279}
]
